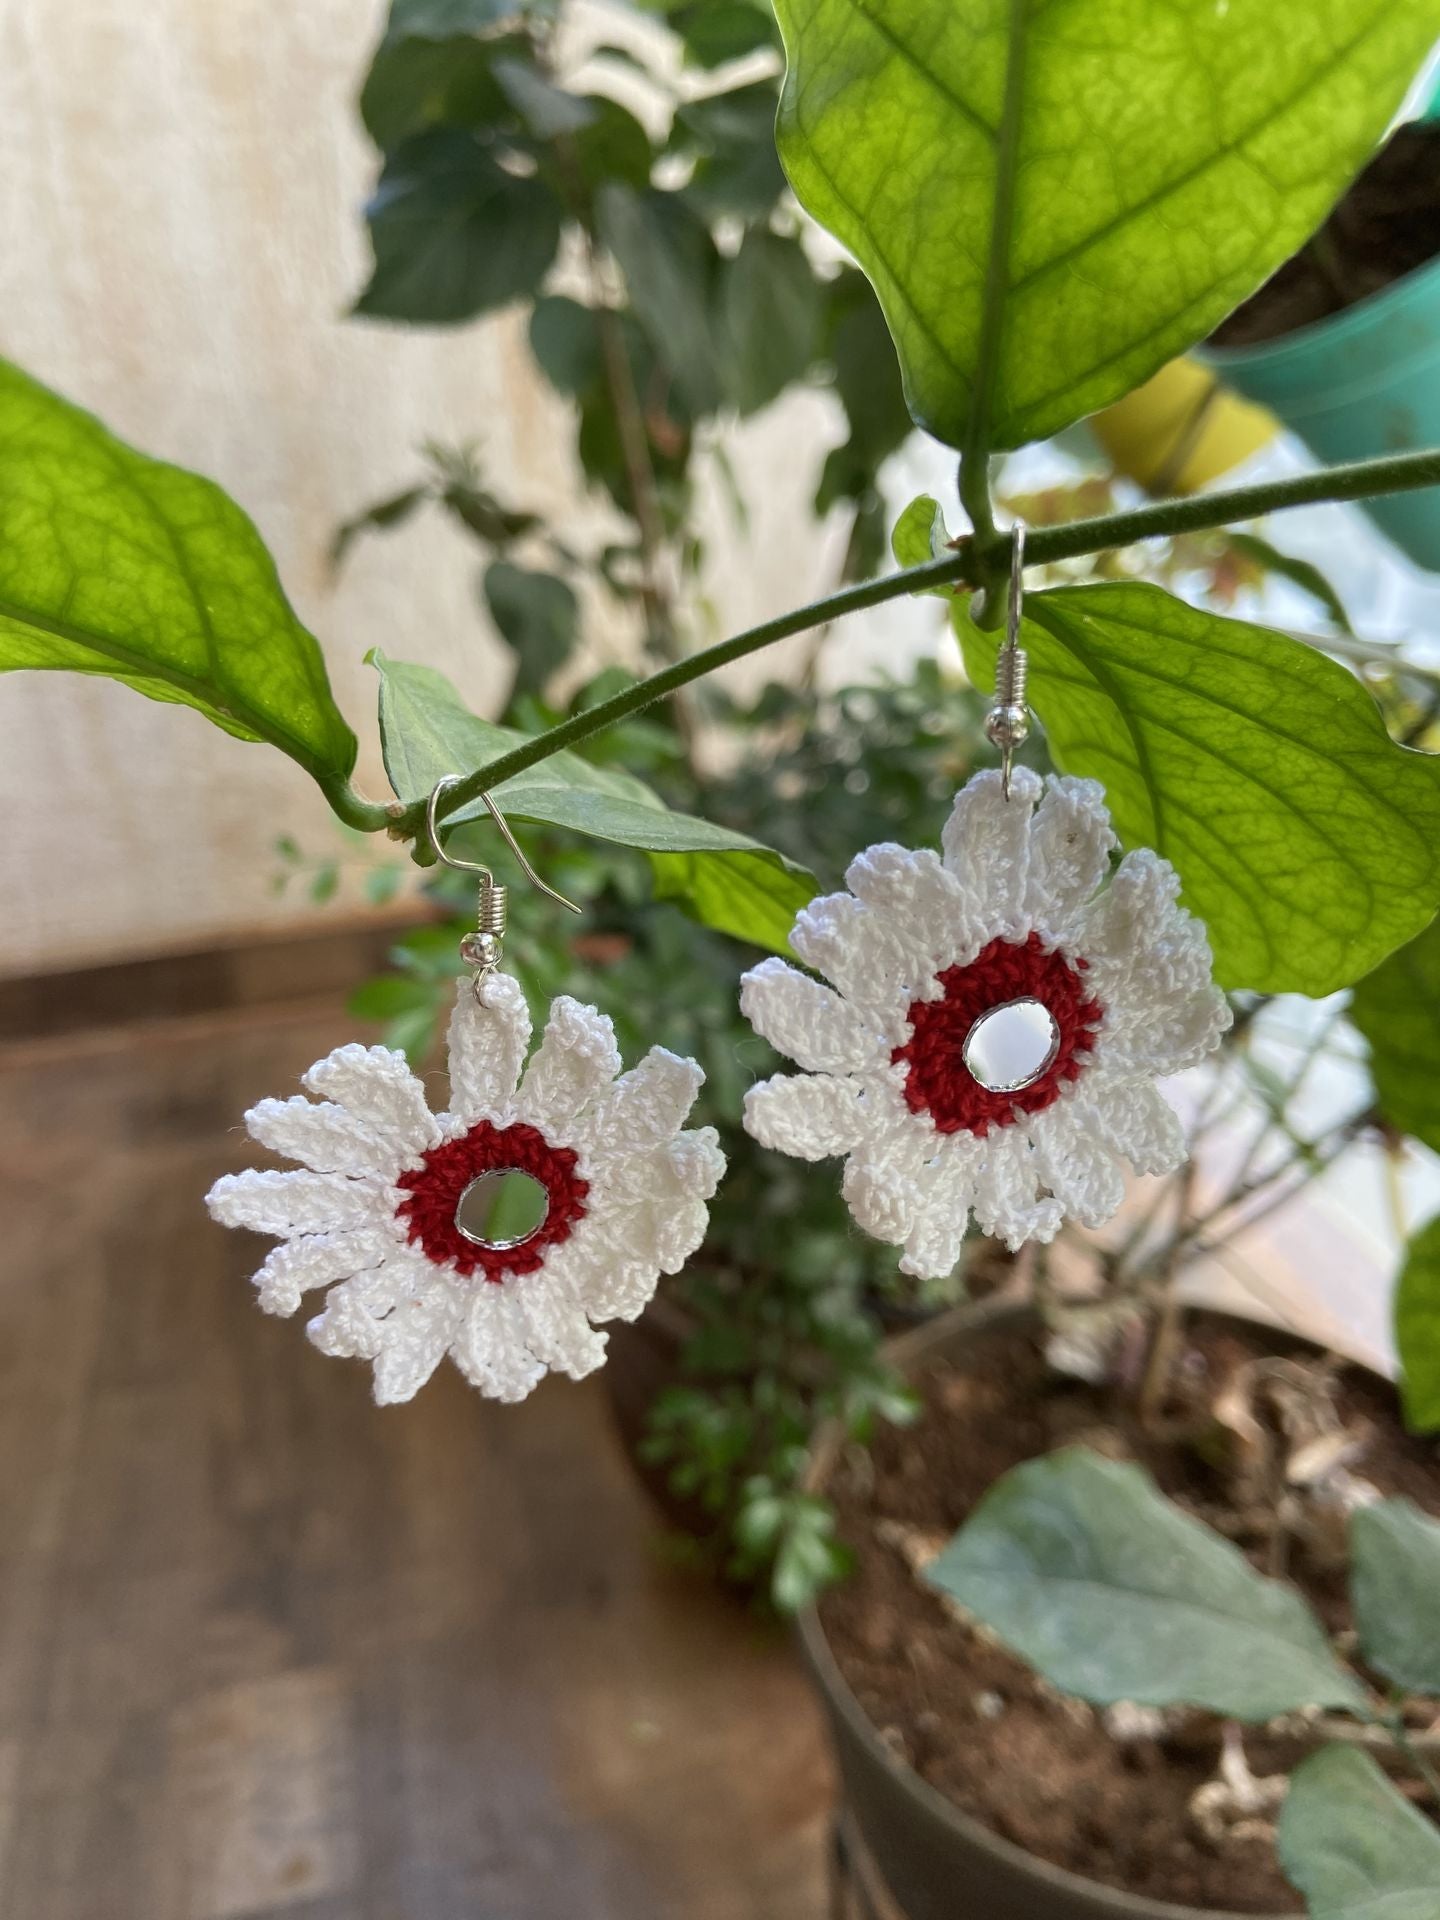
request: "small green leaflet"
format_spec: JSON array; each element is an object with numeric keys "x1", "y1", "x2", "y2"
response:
[
  {"x1": 959, "y1": 581, "x2": 1440, "y2": 995},
  {"x1": 773, "y1": 0, "x2": 1436, "y2": 452},
  {"x1": 1278, "y1": 1747, "x2": 1440, "y2": 1920},
  {"x1": 1352, "y1": 916, "x2": 1440, "y2": 1155},
  {"x1": 927, "y1": 1447, "x2": 1366, "y2": 1719},
  {"x1": 0, "y1": 358, "x2": 356, "y2": 787},
  {"x1": 373, "y1": 652, "x2": 815, "y2": 954},
  {"x1": 1350, "y1": 1499, "x2": 1440, "y2": 1694},
  {"x1": 890, "y1": 493, "x2": 952, "y2": 593},
  {"x1": 1388, "y1": 1213, "x2": 1440, "y2": 1435}
]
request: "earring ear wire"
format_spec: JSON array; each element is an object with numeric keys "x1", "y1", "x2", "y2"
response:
[
  {"x1": 985, "y1": 520, "x2": 1031, "y2": 801},
  {"x1": 426, "y1": 775, "x2": 581, "y2": 986}
]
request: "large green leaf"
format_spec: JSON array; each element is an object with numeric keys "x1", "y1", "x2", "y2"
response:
[
  {"x1": 373, "y1": 652, "x2": 815, "y2": 953},
  {"x1": 960, "y1": 582, "x2": 1440, "y2": 995},
  {"x1": 0, "y1": 358, "x2": 356, "y2": 785},
  {"x1": 773, "y1": 0, "x2": 1436, "y2": 451},
  {"x1": 927, "y1": 1447, "x2": 1366, "y2": 1718},
  {"x1": 1278, "y1": 1747, "x2": 1440, "y2": 1920},
  {"x1": 1351, "y1": 1499, "x2": 1440, "y2": 1695},
  {"x1": 355, "y1": 130, "x2": 563, "y2": 324},
  {"x1": 1352, "y1": 918, "x2": 1440, "y2": 1155},
  {"x1": 1389, "y1": 1214, "x2": 1440, "y2": 1436}
]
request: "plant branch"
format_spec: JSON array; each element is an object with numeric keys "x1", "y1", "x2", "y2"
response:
[{"x1": 384, "y1": 444, "x2": 1440, "y2": 840}]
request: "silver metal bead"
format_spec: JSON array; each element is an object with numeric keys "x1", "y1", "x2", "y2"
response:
[
  {"x1": 984, "y1": 703, "x2": 1031, "y2": 751},
  {"x1": 460, "y1": 930, "x2": 502, "y2": 970}
]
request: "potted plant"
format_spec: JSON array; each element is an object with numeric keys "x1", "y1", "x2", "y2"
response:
[
  {"x1": 4, "y1": 0, "x2": 1440, "y2": 1911},
  {"x1": 1207, "y1": 98, "x2": 1440, "y2": 571}
]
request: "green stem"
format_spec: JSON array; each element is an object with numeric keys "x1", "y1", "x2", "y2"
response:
[
  {"x1": 317, "y1": 774, "x2": 394, "y2": 834},
  {"x1": 384, "y1": 444, "x2": 1440, "y2": 839}
]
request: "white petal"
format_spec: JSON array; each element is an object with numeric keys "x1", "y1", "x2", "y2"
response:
[
  {"x1": 515, "y1": 996, "x2": 621, "y2": 1130},
  {"x1": 789, "y1": 893, "x2": 915, "y2": 1037},
  {"x1": 743, "y1": 1073, "x2": 867, "y2": 1160},
  {"x1": 575, "y1": 1047, "x2": 704, "y2": 1154},
  {"x1": 739, "y1": 957, "x2": 886, "y2": 1073},
  {"x1": 514, "y1": 1271, "x2": 609, "y2": 1380},
  {"x1": 251, "y1": 1225, "x2": 393, "y2": 1316},
  {"x1": 940, "y1": 766, "x2": 1041, "y2": 931},
  {"x1": 451, "y1": 1284, "x2": 547, "y2": 1404},
  {"x1": 445, "y1": 972, "x2": 532, "y2": 1123},
  {"x1": 548, "y1": 1226, "x2": 656, "y2": 1323},
  {"x1": 1024, "y1": 777, "x2": 1115, "y2": 939},
  {"x1": 245, "y1": 1096, "x2": 399, "y2": 1178},
  {"x1": 206, "y1": 1168, "x2": 389, "y2": 1238},
  {"x1": 842, "y1": 1152, "x2": 923, "y2": 1246},
  {"x1": 1025, "y1": 1102, "x2": 1126, "y2": 1229},
  {"x1": 663, "y1": 1127, "x2": 726, "y2": 1201},
  {"x1": 843, "y1": 845, "x2": 981, "y2": 979},
  {"x1": 302, "y1": 1043, "x2": 440, "y2": 1156},
  {"x1": 303, "y1": 1253, "x2": 421, "y2": 1358},
  {"x1": 899, "y1": 1148, "x2": 981, "y2": 1280},
  {"x1": 1077, "y1": 851, "x2": 1231, "y2": 1076},
  {"x1": 1080, "y1": 1075, "x2": 1188, "y2": 1177},
  {"x1": 367, "y1": 1285, "x2": 465, "y2": 1405},
  {"x1": 971, "y1": 1128, "x2": 1063, "y2": 1250}
]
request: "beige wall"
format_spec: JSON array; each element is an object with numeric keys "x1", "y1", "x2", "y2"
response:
[{"x1": 0, "y1": 0, "x2": 864, "y2": 977}]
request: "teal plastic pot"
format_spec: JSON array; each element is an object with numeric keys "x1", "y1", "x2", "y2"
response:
[{"x1": 1206, "y1": 251, "x2": 1440, "y2": 572}]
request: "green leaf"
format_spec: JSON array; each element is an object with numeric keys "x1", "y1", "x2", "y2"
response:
[
  {"x1": 596, "y1": 185, "x2": 723, "y2": 415},
  {"x1": 673, "y1": 81, "x2": 787, "y2": 220},
  {"x1": 360, "y1": 26, "x2": 516, "y2": 151},
  {"x1": 1228, "y1": 533, "x2": 1354, "y2": 637},
  {"x1": 648, "y1": 845, "x2": 816, "y2": 956},
  {"x1": 1351, "y1": 1499, "x2": 1440, "y2": 1695},
  {"x1": 0, "y1": 358, "x2": 356, "y2": 784},
  {"x1": 1388, "y1": 1213, "x2": 1440, "y2": 1435},
  {"x1": 958, "y1": 582, "x2": 1440, "y2": 995},
  {"x1": 567, "y1": 96, "x2": 655, "y2": 192},
  {"x1": 355, "y1": 130, "x2": 563, "y2": 324},
  {"x1": 890, "y1": 494, "x2": 952, "y2": 592},
  {"x1": 529, "y1": 295, "x2": 604, "y2": 397},
  {"x1": 481, "y1": 561, "x2": 577, "y2": 697},
  {"x1": 720, "y1": 228, "x2": 823, "y2": 416},
  {"x1": 668, "y1": 1, "x2": 780, "y2": 69},
  {"x1": 372, "y1": 652, "x2": 816, "y2": 953},
  {"x1": 927, "y1": 1447, "x2": 1367, "y2": 1718},
  {"x1": 1351, "y1": 918, "x2": 1440, "y2": 1155},
  {"x1": 773, "y1": 0, "x2": 1437, "y2": 450},
  {"x1": 1278, "y1": 1747, "x2": 1440, "y2": 1920},
  {"x1": 491, "y1": 58, "x2": 597, "y2": 138}
]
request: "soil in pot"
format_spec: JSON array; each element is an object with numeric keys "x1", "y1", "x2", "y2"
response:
[
  {"x1": 1213, "y1": 120, "x2": 1440, "y2": 347},
  {"x1": 819, "y1": 1314, "x2": 1440, "y2": 1914}
]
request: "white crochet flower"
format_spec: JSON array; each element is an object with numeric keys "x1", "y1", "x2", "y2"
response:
[
  {"x1": 741, "y1": 768, "x2": 1230, "y2": 1274},
  {"x1": 207, "y1": 977, "x2": 724, "y2": 1405}
]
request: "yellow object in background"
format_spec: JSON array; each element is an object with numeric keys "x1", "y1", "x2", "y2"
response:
[{"x1": 1089, "y1": 358, "x2": 1276, "y2": 495}]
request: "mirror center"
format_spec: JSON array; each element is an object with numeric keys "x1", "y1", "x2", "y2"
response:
[
  {"x1": 454, "y1": 1169, "x2": 550, "y2": 1250},
  {"x1": 962, "y1": 997, "x2": 1061, "y2": 1093}
]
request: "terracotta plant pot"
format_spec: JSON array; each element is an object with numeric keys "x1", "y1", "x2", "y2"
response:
[{"x1": 795, "y1": 1299, "x2": 1297, "y2": 1920}]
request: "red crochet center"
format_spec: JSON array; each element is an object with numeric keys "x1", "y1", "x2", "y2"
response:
[
  {"x1": 893, "y1": 932, "x2": 1104, "y2": 1136},
  {"x1": 394, "y1": 1119, "x2": 589, "y2": 1282}
]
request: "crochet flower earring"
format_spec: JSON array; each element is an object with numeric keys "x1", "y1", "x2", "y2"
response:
[
  {"x1": 207, "y1": 781, "x2": 725, "y2": 1405},
  {"x1": 739, "y1": 530, "x2": 1230, "y2": 1274}
]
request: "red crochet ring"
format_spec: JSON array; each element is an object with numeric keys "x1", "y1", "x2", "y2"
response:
[
  {"x1": 894, "y1": 933, "x2": 1104, "y2": 1136},
  {"x1": 395, "y1": 1119, "x2": 589, "y2": 1282}
]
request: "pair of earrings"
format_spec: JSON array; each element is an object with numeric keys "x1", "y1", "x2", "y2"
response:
[{"x1": 208, "y1": 534, "x2": 1230, "y2": 1404}]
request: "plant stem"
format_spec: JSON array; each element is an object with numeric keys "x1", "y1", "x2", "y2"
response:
[
  {"x1": 380, "y1": 444, "x2": 1440, "y2": 838},
  {"x1": 317, "y1": 774, "x2": 394, "y2": 835}
]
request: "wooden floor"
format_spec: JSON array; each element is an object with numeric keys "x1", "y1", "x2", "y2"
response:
[{"x1": 0, "y1": 996, "x2": 832, "y2": 1920}]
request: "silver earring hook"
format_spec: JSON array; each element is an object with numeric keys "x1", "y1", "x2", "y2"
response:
[
  {"x1": 427, "y1": 776, "x2": 581, "y2": 992},
  {"x1": 985, "y1": 520, "x2": 1031, "y2": 801},
  {"x1": 426, "y1": 776, "x2": 582, "y2": 915}
]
